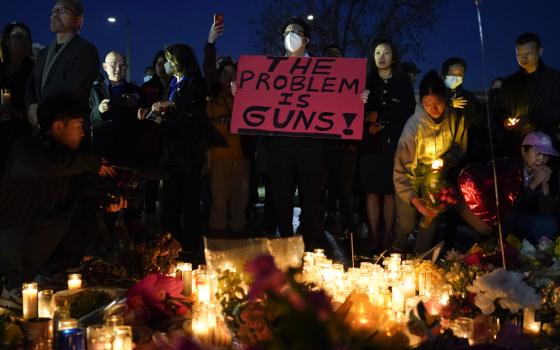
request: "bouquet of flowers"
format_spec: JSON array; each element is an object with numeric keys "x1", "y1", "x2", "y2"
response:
[
  {"x1": 83, "y1": 233, "x2": 182, "y2": 286},
  {"x1": 420, "y1": 186, "x2": 459, "y2": 229},
  {"x1": 467, "y1": 268, "x2": 541, "y2": 316}
]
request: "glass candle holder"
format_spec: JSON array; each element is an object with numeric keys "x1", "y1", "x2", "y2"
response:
[
  {"x1": 22, "y1": 282, "x2": 38, "y2": 320},
  {"x1": 392, "y1": 282, "x2": 406, "y2": 313},
  {"x1": 67, "y1": 274, "x2": 82, "y2": 290},
  {"x1": 112, "y1": 325, "x2": 133, "y2": 350},
  {"x1": 87, "y1": 324, "x2": 112, "y2": 350},
  {"x1": 57, "y1": 319, "x2": 85, "y2": 350},
  {"x1": 523, "y1": 307, "x2": 541, "y2": 334},
  {"x1": 38, "y1": 290, "x2": 54, "y2": 319},
  {"x1": 455, "y1": 317, "x2": 474, "y2": 344},
  {"x1": 418, "y1": 270, "x2": 433, "y2": 297},
  {"x1": 1, "y1": 89, "x2": 11, "y2": 106},
  {"x1": 177, "y1": 262, "x2": 193, "y2": 296}
]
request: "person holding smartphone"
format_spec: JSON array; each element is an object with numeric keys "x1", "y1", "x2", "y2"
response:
[{"x1": 359, "y1": 38, "x2": 415, "y2": 253}]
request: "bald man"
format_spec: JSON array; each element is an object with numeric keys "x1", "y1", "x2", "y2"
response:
[{"x1": 89, "y1": 50, "x2": 141, "y2": 163}]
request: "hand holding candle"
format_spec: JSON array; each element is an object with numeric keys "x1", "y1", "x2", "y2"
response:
[
  {"x1": 431, "y1": 158, "x2": 444, "y2": 171},
  {"x1": 506, "y1": 116, "x2": 520, "y2": 128}
]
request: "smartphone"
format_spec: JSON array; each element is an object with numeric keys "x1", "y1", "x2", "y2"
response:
[{"x1": 214, "y1": 13, "x2": 224, "y2": 26}]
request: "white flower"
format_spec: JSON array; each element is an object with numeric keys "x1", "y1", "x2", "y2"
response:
[
  {"x1": 467, "y1": 268, "x2": 540, "y2": 315},
  {"x1": 444, "y1": 249, "x2": 463, "y2": 262}
]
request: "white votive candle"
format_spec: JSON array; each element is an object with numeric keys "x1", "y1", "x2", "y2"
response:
[
  {"x1": 67, "y1": 274, "x2": 82, "y2": 290},
  {"x1": 22, "y1": 282, "x2": 38, "y2": 320}
]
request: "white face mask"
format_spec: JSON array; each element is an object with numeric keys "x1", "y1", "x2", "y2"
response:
[
  {"x1": 143, "y1": 75, "x2": 152, "y2": 83},
  {"x1": 444, "y1": 75, "x2": 463, "y2": 90},
  {"x1": 284, "y1": 32, "x2": 303, "y2": 53},
  {"x1": 164, "y1": 61, "x2": 175, "y2": 75}
]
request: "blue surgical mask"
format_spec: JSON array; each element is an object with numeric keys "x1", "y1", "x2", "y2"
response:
[
  {"x1": 444, "y1": 75, "x2": 463, "y2": 90},
  {"x1": 143, "y1": 75, "x2": 152, "y2": 83}
]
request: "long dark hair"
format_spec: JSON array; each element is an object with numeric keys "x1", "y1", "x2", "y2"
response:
[
  {"x1": 1, "y1": 21, "x2": 32, "y2": 63},
  {"x1": 164, "y1": 44, "x2": 201, "y2": 77},
  {"x1": 419, "y1": 70, "x2": 447, "y2": 100},
  {"x1": 366, "y1": 38, "x2": 403, "y2": 84}
]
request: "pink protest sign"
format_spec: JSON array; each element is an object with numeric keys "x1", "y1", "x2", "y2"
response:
[{"x1": 231, "y1": 55, "x2": 367, "y2": 139}]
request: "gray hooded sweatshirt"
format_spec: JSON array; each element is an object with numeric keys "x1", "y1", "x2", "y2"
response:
[{"x1": 393, "y1": 104, "x2": 467, "y2": 203}]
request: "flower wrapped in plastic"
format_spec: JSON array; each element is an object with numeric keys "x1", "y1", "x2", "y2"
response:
[{"x1": 467, "y1": 268, "x2": 540, "y2": 315}]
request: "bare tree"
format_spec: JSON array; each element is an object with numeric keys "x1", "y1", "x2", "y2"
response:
[{"x1": 250, "y1": 0, "x2": 447, "y2": 59}]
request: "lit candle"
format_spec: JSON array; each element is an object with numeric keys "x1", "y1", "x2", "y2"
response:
[
  {"x1": 455, "y1": 317, "x2": 474, "y2": 344},
  {"x1": 38, "y1": 290, "x2": 54, "y2": 318},
  {"x1": 178, "y1": 262, "x2": 193, "y2": 296},
  {"x1": 192, "y1": 304, "x2": 217, "y2": 344},
  {"x1": 0, "y1": 89, "x2": 11, "y2": 106},
  {"x1": 22, "y1": 282, "x2": 38, "y2": 320},
  {"x1": 392, "y1": 282, "x2": 405, "y2": 313},
  {"x1": 418, "y1": 270, "x2": 433, "y2": 297},
  {"x1": 431, "y1": 158, "x2": 444, "y2": 171},
  {"x1": 112, "y1": 326, "x2": 133, "y2": 350},
  {"x1": 67, "y1": 274, "x2": 82, "y2": 290},
  {"x1": 402, "y1": 266, "x2": 416, "y2": 299},
  {"x1": 87, "y1": 324, "x2": 112, "y2": 350},
  {"x1": 439, "y1": 284, "x2": 452, "y2": 306},
  {"x1": 523, "y1": 307, "x2": 541, "y2": 334}
]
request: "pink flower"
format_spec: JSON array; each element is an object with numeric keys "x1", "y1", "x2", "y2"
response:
[
  {"x1": 126, "y1": 273, "x2": 188, "y2": 320},
  {"x1": 245, "y1": 255, "x2": 287, "y2": 300}
]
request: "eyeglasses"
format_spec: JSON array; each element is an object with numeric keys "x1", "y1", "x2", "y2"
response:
[
  {"x1": 106, "y1": 62, "x2": 127, "y2": 69},
  {"x1": 51, "y1": 7, "x2": 77, "y2": 16}
]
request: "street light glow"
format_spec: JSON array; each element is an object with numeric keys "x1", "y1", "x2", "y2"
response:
[
  {"x1": 307, "y1": 14, "x2": 314, "y2": 21},
  {"x1": 107, "y1": 17, "x2": 117, "y2": 23}
]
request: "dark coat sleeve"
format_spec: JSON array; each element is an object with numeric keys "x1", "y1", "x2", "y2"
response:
[{"x1": 9, "y1": 138, "x2": 101, "y2": 178}]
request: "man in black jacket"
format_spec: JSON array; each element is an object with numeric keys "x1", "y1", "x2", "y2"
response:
[
  {"x1": 25, "y1": 0, "x2": 99, "y2": 142},
  {"x1": 90, "y1": 51, "x2": 141, "y2": 163},
  {"x1": 494, "y1": 33, "x2": 560, "y2": 157},
  {"x1": 0, "y1": 95, "x2": 121, "y2": 282}
]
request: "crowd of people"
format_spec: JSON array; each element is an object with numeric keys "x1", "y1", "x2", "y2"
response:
[{"x1": 1, "y1": 0, "x2": 559, "y2": 287}]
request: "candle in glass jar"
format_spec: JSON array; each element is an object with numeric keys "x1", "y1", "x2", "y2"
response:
[
  {"x1": 523, "y1": 307, "x2": 541, "y2": 334},
  {"x1": 22, "y1": 282, "x2": 38, "y2": 320},
  {"x1": 67, "y1": 274, "x2": 82, "y2": 290},
  {"x1": 439, "y1": 284, "x2": 452, "y2": 306},
  {"x1": 418, "y1": 270, "x2": 433, "y2": 297},
  {"x1": 38, "y1": 289, "x2": 54, "y2": 318},
  {"x1": 0, "y1": 89, "x2": 11, "y2": 106},
  {"x1": 178, "y1": 262, "x2": 193, "y2": 296},
  {"x1": 401, "y1": 266, "x2": 416, "y2": 298},
  {"x1": 392, "y1": 282, "x2": 405, "y2": 313},
  {"x1": 112, "y1": 326, "x2": 133, "y2": 350}
]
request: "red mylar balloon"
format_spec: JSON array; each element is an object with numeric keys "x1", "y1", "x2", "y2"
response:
[{"x1": 458, "y1": 159, "x2": 522, "y2": 225}]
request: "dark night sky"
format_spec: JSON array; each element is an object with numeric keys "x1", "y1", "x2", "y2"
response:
[{"x1": 2, "y1": 0, "x2": 558, "y2": 90}]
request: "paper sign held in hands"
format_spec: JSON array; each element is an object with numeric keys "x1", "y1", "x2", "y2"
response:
[{"x1": 231, "y1": 55, "x2": 367, "y2": 140}]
